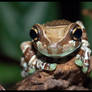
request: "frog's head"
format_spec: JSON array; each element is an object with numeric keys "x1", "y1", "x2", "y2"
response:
[{"x1": 29, "y1": 20, "x2": 83, "y2": 58}]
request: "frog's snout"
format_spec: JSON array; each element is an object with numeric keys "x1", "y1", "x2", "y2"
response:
[
  {"x1": 48, "y1": 43, "x2": 57, "y2": 49},
  {"x1": 48, "y1": 43, "x2": 61, "y2": 54}
]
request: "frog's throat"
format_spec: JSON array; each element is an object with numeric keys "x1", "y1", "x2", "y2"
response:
[{"x1": 37, "y1": 42, "x2": 82, "y2": 58}]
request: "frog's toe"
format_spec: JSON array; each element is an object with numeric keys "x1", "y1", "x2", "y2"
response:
[
  {"x1": 28, "y1": 68, "x2": 36, "y2": 74},
  {"x1": 82, "y1": 66, "x2": 88, "y2": 74},
  {"x1": 75, "y1": 59, "x2": 88, "y2": 73},
  {"x1": 49, "y1": 63, "x2": 57, "y2": 71},
  {"x1": 75, "y1": 59, "x2": 83, "y2": 67}
]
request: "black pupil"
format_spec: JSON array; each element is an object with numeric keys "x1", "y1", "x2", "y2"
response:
[
  {"x1": 30, "y1": 29, "x2": 37, "y2": 39},
  {"x1": 73, "y1": 28, "x2": 82, "y2": 39}
]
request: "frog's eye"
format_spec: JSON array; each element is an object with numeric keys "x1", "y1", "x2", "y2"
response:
[
  {"x1": 71, "y1": 26, "x2": 82, "y2": 41},
  {"x1": 29, "y1": 28, "x2": 38, "y2": 41}
]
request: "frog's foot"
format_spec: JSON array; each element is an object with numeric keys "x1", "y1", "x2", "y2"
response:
[
  {"x1": 21, "y1": 67, "x2": 36, "y2": 77},
  {"x1": 28, "y1": 67, "x2": 36, "y2": 74},
  {"x1": 75, "y1": 59, "x2": 83, "y2": 67},
  {"x1": 22, "y1": 63, "x2": 57, "y2": 77},
  {"x1": 75, "y1": 59, "x2": 88, "y2": 73},
  {"x1": 27, "y1": 62, "x2": 57, "y2": 76},
  {"x1": 35, "y1": 59, "x2": 57, "y2": 72},
  {"x1": 74, "y1": 53, "x2": 89, "y2": 74},
  {"x1": 49, "y1": 63, "x2": 57, "y2": 71},
  {"x1": 82, "y1": 66, "x2": 88, "y2": 73},
  {"x1": 74, "y1": 38, "x2": 91, "y2": 74},
  {"x1": 27, "y1": 56, "x2": 57, "y2": 73}
]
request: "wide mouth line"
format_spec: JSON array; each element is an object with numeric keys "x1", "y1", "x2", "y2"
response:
[{"x1": 37, "y1": 42, "x2": 82, "y2": 58}]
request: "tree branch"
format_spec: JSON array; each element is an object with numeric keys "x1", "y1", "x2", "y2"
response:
[{"x1": 10, "y1": 56, "x2": 92, "y2": 90}]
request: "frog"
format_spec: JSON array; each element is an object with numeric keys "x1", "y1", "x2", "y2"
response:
[{"x1": 20, "y1": 19, "x2": 91, "y2": 77}]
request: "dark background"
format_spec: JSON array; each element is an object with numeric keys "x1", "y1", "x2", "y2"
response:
[{"x1": 0, "y1": 1, "x2": 92, "y2": 89}]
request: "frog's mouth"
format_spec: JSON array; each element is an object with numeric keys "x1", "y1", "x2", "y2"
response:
[{"x1": 37, "y1": 42, "x2": 82, "y2": 58}]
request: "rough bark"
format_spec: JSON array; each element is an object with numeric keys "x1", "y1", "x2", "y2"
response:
[{"x1": 11, "y1": 56, "x2": 92, "y2": 90}]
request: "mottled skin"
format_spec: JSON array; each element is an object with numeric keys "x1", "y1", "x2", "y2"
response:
[{"x1": 20, "y1": 19, "x2": 91, "y2": 77}]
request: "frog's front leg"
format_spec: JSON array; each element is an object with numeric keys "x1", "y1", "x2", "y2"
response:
[
  {"x1": 75, "y1": 21, "x2": 91, "y2": 73},
  {"x1": 20, "y1": 41, "x2": 57, "y2": 77}
]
